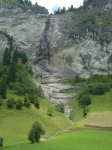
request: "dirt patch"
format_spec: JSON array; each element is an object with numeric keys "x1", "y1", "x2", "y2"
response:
[
  {"x1": 69, "y1": 127, "x2": 112, "y2": 131},
  {"x1": 85, "y1": 111, "x2": 112, "y2": 128}
]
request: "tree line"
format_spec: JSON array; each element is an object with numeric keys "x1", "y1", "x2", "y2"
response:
[
  {"x1": 53, "y1": 5, "x2": 77, "y2": 15},
  {"x1": 18, "y1": 0, "x2": 38, "y2": 6}
]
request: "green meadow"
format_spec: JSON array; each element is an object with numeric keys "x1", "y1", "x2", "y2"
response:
[
  {"x1": 1, "y1": 73, "x2": 112, "y2": 149},
  {"x1": 3, "y1": 130, "x2": 112, "y2": 150},
  {"x1": 0, "y1": 90, "x2": 71, "y2": 147},
  {"x1": 69, "y1": 90, "x2": 112, "y2": 126}
]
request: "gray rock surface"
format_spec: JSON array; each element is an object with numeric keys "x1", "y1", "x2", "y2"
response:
[
  {"x1": 33, "y1": 78, "x2": 77, "y2": 118},
  {"x1": 34, "y1": 16, "x2": 112, "y2": 79},
  {"x1": 0, "y1": 6, "x2": 49, "y2": 59}
]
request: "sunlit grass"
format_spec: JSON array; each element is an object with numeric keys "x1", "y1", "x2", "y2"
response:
[
  {"x1": 0, "y1": 90, "x2": 71, "y2": 147},
  {"x1": 3, "y1": 130, "x2": 112, "y2": 150}
]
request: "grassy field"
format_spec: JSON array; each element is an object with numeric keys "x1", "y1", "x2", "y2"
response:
[
  {"x1": 0, "y1": 90, "x2": 71, "y2": 147},
  {"x1": 3, "y1": 130, "x2": 112, "y2": 150},
  {"x1": 69, "y1": 90, "x2": 112, "y2": 127}
]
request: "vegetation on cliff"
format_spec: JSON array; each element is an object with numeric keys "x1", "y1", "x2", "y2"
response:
[{"x1": 0, "y1": 0, "x2": 48, "y2": 14}]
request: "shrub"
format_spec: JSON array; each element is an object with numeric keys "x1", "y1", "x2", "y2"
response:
[
  {"x1": 92, "y1": 83, "x2": 105, "y2": 95},
  {"x1": 0, "y1": 136, "x2": 3, "y2": 148},
  {"x1": 24, "y1": 93, "x2": 30, "y2": 107},
  {"x1": 7, "y1": 97, "x2": 15, "y2": 108},
  {"x1": 24, "y1": 93, "x2": 28, "y2": 104},
  {"x1": 28, "y1": 121, "x2": 45, "y2": 143},
  {"x1": 47, "y1": 108, "x2": 54, "y2": 116},
  {"x1": 104, "y1": 84, "x2": 110, "y2": 92},
  {"x1": 83, "y1": 107, "x2": 87, "y2": 117},
  {"x1": 24, "y1": 101, "x2": 30, "y2": 107},
  {"x1": 16, "y1": 86, "x2": 24, "y2": 95},
  {"x1": 29, "y1": 94, "x2": 36, "y2": 104},
  {"x1": 9, "y1": 82, "x2": 14, "y2": 90},
  {"x1": 79, "y1": 95, "x2": 91, "y2": 107},
  {"x1": 55, "y1": 103, "x2": 64, "y2": 113},
  {"x1": 34, "y1": 99, "x2": 40, "y2": 109},
  {"x1": 16, "y1": 99, "x2": 23, "y2": 109}
]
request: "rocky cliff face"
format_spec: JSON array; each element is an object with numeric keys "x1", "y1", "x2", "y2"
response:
[
  {"x1": 0, "y1": 4, "x2": 49, "y2": 59},
  {"x1": 1, "y1": 0, "x2": 112, "y2": 81},
  {"x1": 33, "y1": 0, "x2": 112, "y2": 82}
]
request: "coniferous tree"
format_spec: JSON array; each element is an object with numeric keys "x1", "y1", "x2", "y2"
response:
[
  {"x1": 30, "y1": 65, "x2": 33, "y2": 75},
  {"x1": 35, "y1": 2, "x2": 38, "y2": 5},
  {"x1": 19, "y1": 75, "x2": 22, "y2": 83},
  {"x1": 34, "y1": 98, "x2": 40, "y2": 109},
  {"x1": 12, "y1": 49, "x2": 18, "y2": 63},
  {"x1": 3, "y1": 47, "x2": 11, "y2": 66},
  {"x1": 7, "y1": 62, "x2": 16, "y2": 84},
  {"x1": 25, "y1": 0, "x2": 28, "y2": 3},
  {"x1": 28, "y1": 0, "x2": 32, "y2": 6},
  {"x1": 22, "y1": 53, "x2": 28, "y2": 64},
  {"x1": 0, "y1": 76, "x2": 7, "y2": 99}
]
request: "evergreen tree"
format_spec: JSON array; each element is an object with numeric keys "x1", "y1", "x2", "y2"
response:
[
  {"x1": 7, "y1": 62, "x2": 16, "y2": 83},
  {"x1": 12, "y1": 49, "x2": 18, "y2": 63},
  {"x1": 22, "y1": 53, "x2": 28, "y2": 64},
  {"x1": 35, "y1": 2, "x2": 38, "y2": 5},
  {"x1": 3, "y1": 47, "x2": 11, "y2": 66},
  {"x1": 19, "y1": 75, "x2": 22, "y2": 83},
  {"x1": 0, "y1": 76, "x2": 7, "y2": 99},
  {"x1": 34, "y1": 98, "x2": 40, "y2": 109},
  {"x1": 28, "y1": 121, "x2": 45, "y2": 143},
  {"x1": 25, "y1": 0, "x2": 28, "y2": 3},
  {"x1": 28, "y1": 0, "x2": 32, "y2": 6},
  {"x1": 24, "y1": 93, "x2": 30, "y2": 107},
  {"x1": 30, "y1": 65, "x2": 33, "y2": 75},
  {"x1": 61, "y1": 7, "x2": 66, "y2": 13}
]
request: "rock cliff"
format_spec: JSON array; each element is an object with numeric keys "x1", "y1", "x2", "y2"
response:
[
  {"x1": 0, "y1": 2, "x2": 49, "y2": 59},
  {"x1": 33, "y1": 0, "x2": 112, "y2": 82},
  {"x1": 1, "y1": 0, "x2": 112, "y2": 81}
]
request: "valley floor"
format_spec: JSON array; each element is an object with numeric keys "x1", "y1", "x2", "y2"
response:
[{"x1": 3, "y1": 130, "x2": 112, "y2": 150}]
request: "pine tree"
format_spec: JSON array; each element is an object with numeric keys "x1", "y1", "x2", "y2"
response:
[
  {"x1": 19, "y1": 75, "x2": 22, "y2": 83},
  {"x1": 0, "y1": 76, "x2": 7, "y2": 99},
  {"x1": 22, "y1": 53, "x2": 28, "y2": 64},
  {"x1": 25, "y1": 0, "x2": 28, "y2": 3},
  {"x1": 35, "y1": 2, "x2": 38, "y2": 5},
  {"x1": 3, "y1": 47, "x2": 11, "y2": 66},
  {"x1": 30, "y1": 65, "x2": 33, "y2": 75},
  {"x1": 34, "y1": 98, "x2": 40, "y2": 109},
  {"x1": 7, "y1": 62, "x2": 16, "y2": 83},
  {"x1": 12, "y1": 49, "x2": 18, "y2": 63}
]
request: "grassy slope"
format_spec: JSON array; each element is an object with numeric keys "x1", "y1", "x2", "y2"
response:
[
  {"x1": 69, "y1": 90, "x2": 112, "y2": 127},
  {"x1": 3, "y1": 130, "x2": 112, "y2": 150},
  {"x1": 0, "y1": 90, "x2": 71, "y2": 147}
]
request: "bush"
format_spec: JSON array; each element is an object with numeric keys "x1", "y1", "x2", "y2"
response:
[
  {"x1": 16, "y1": 99, "x2": 23, "y2": 109},
  {"x1": 34, "y1": 99, "x2": 40, "y2": 109},
  {"x1": 55, "y1": 103, "x2": 64, "y2": 113},
  {"x1": 24, "y1": 93, "x2": 30, "y2": 107},
  {"x1": 79, "y1": 95, "x2": 91, "y2": 107},
  {"x1": 47, "y1": 108, "x2": 54, "y2": 116},
  {"x1": 28, "y1": 94, "x2": 36, "y2": 104},
  {"x1": 24, "y1": 93, "x2": 28, "y2": 104},
  {"x1": 15, "y1": 86, "x2": 24, "y2": 95},
  {"x1": 92, "y1": 83, "x2": 105, "y2": 95},
  {"x1": 9, "y1": 82, "x2": 14, "y2": 90},
  {"x1": 104, "y1": 84, "x2": 110, "y2": 92},
  {"x1": 24, "y1": 101, "x2": 30, "y2": 107},
  {"x1": 7, "y1": 97, "x2": 15, "y2": 108},
  {"x1": 28, "y1": 121, "x2": 45, "y2": 143},
  {"x1": 83, "y1": 107, "x2": 87, "y2": 117},
  {"x1": 0, "y1": 136, "x2": 3, "y2": 148}
]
